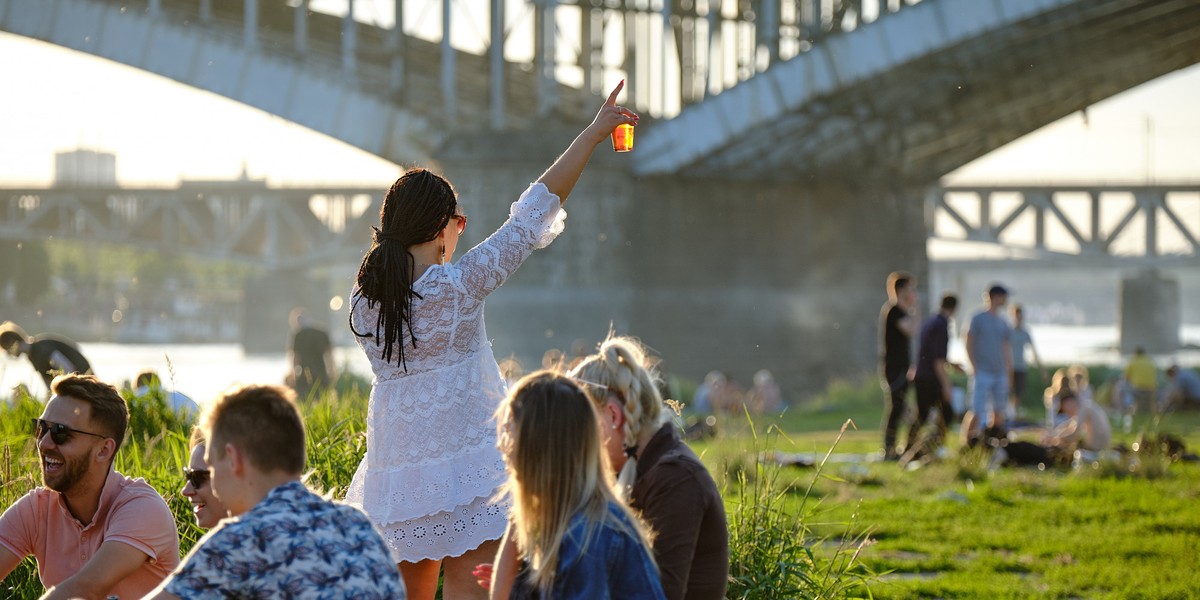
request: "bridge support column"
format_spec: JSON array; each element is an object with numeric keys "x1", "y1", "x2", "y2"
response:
[
  {"x1": 435, "y1": 130, "x2": 928, "y2": 395},
  {"x1": 241, "y1": 269, "x2": 328, "y2": 354},
  {"x1": 1120, "y1": 270, "x2": 1180, "y2": 355}
]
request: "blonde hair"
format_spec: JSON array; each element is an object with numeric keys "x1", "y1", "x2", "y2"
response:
[
  {"x1": 496, "y1": 371, "x2": 653, "y2": 594},
  {"x1": 568, "y1": 335, "x2": 666, "y2": 498}
]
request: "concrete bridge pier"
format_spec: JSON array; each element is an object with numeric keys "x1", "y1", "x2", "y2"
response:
[
  {"x1": 242, "y1": 268, "x2": 330, "y2": 355},
  {"x1": 1120, "y1": 270, "x2": 1180, "y2": 355},
  {"x1": 436, "y1": 129, "x2": 928, "y2": 397}
]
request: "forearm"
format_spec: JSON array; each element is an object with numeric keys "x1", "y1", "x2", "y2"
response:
[
  {"x1": 535, "y1": 81, "x2": 636, "y2": 204},
  {"x1": 535, "y1": 129, "x2": 606, "y2": 204},
  {"x1": 935, "y1": 360, "x2": 952, "y2": 394},
  {"x1": 490, "y1": 526, "x2": 520, "y2": 600}
]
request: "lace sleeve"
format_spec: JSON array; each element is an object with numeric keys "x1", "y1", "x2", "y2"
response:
[{"x1": 457, "y1": 183, "x2": 566, "y2": 300}]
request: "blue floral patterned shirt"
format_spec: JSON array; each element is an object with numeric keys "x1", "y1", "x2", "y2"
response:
[{"x1": 164, "y1": 481, "x2": 406, "y2": 600}]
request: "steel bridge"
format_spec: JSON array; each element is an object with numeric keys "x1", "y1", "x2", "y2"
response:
[
  {"x1": 3, "y1": 0, "x2": 1197, "y2": 180},
  {"x1": 4, "y1": 182, "x2": 1196, "y2": 269},
  {"x1": 929, "y1": 184, "x2": 1200, "y2": 268}
]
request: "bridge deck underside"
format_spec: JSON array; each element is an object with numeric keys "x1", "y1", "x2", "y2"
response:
[{"x1": 679, "y1": 0, "x2": 1200, "y2": 183}]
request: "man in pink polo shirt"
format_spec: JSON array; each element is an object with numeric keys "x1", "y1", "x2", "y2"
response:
[{"x1": 0, "y1": 374, "x2": 180, "y2": 599}]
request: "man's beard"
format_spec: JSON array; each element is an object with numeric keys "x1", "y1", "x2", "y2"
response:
[{"x1": 41, "y1": 450, "x2": 90, "y2": 493}]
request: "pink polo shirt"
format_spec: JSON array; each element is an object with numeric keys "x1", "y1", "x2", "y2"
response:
[{"x1": 0, "y1": 470, "x2": 180, "y2": 598}]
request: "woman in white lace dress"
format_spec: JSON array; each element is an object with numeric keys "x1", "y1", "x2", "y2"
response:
[{"x1": 346, "y1": 82, "x2": 638, "y2": 600}]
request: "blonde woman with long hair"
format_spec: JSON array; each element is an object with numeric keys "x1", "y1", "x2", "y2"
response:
[
  {"x1": 568, "y1": 335, "x2": 728, "y2": 600},
  {"x1": 493, "y1": 371, "x2": 665, "y2": 599}
]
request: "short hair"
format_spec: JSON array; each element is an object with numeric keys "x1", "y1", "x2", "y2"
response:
[
  {"x1": 1011, "y1": 304, "x2": 1024, "y2": 315},
  {"x1": 940, "y1": 294, "x2": 958, "y2": 312},
  {"x1": 202, "y1": 385, "x2": 305, "y2": 475},
  {"x1": 50, "y1": 374, "x2": 128, "y2": 450},
  {"x1": 0, "y1": 321, "x2": 27, "y2": 354},
  {"x1": 135, "y1": 370, "x2": 160, "y2": 389},
  {"x1": 887, "y1": 271, "x2": 914, "y2": 297}
]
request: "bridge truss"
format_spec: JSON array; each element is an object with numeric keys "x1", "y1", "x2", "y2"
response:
[{"x1": 929, "y1": 185, "x2": 1200, "y2": 268}]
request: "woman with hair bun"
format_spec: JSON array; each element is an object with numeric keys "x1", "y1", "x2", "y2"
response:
[
  {"x1": 346, "y1": 83, "x2": 638, "y2": 600},
  {"x1": 568, "y1": 335, "x2": 728, "y2": 600}
]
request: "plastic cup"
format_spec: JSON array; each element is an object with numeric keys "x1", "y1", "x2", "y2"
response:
[{"x1": 611, "y1": 123, "x2": 634, "y2": 152}]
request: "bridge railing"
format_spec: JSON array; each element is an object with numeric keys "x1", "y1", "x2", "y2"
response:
[{"x1": 119, "y1": 0, "x2": 921, "y2": 126}]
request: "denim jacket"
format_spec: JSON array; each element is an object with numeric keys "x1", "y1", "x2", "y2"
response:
[{"x1": 512, "y1": 501, "x2": 666, "y2": 600}]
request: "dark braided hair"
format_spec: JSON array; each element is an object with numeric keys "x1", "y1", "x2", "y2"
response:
[{"x1": 351, "y1": 169, "x2": 459, "y2": 369}]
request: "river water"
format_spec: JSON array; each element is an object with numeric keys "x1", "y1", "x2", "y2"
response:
[{"x1": 2, "y1": 325, "x2": 1198, "y2": 404}]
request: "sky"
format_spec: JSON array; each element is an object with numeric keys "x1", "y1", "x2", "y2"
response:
[{"x1": 0, "y1": 21, "x2": 1198, "y2": 187}]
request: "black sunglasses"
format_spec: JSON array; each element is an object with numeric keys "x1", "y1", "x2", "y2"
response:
[
  {"x1": 183, "y1": 468, "x2": 211, "y2": 489},
  {"x1": 31, "y1": 418, "x2": 107, "y2": 446}
]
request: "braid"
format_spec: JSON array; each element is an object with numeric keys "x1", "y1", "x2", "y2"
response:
[
  {"x1": 350, "y1": 169, "x2": 458, "y2": 369},
  {"x1": 603, "y1": 340, "x2": 664, "y2": 497}
]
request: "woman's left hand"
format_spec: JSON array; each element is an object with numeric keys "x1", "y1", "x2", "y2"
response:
[{"x1": 585, "y1": 81, "x2": 639, "y2": 146}]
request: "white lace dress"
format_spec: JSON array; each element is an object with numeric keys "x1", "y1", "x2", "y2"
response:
[{"x1": 345, "y1": 183, "x2": 566, "y2": 562}]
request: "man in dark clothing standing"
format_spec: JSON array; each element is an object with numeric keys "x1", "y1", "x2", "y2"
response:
[
  {"x1": 879, "y1": 272, "x2": 918, "y2": 460},
  {"x1": 287, "y1": 309, "x2": 334, "y2": 401},
  {"x1": 908, "y1": 294, "x2": 962, "y2": 459},
  {"x1": 0, "y1": 322, "x2": 92, "y2": 389}
]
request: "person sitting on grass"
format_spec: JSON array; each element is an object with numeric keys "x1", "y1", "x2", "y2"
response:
[
  {"x1": 0, "y1": 374, "x2": 180, "y2": 599},
  {"x1": 144, "y1": 384, "x2": 405, "y2": 599},
  {"x1": 1042, "y1": 391, "x2": 1112, "y2": 454},
  {"x1": 487, "y1": 372, "x2": 665, "y2": 599},
  {"x1": 180, "y1": 428, "x2": 230, "y2": 530},
  {"x1": 1043, "y1": 368, "x2": 1073, "y2": 429},
  {"x1": 570, "y1": 335, "x2": 728, "y2": 600}
]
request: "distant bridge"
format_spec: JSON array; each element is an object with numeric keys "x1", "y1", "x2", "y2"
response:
[{"x1": 4, "y1": 182, "x2": 1197, "y2": 269}]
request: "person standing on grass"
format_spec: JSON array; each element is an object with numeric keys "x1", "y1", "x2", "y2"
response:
[
  {"x1": 1007, "y1": 304, "x2": 1046, "y2": 422},
  {"x1": 145, "y1": 384, "x2": 405, "y2": 599},
  {"x1": 1124, "y1": 346, "x2": 1159, "y2": 416},
  {"x1": 0, "y1": 374, "x2": 179, "y2": 599},
  {"x1": 907, "y1": 293, "x2": 962, "y2": 459},
  {"x1": 879, "y1": 271, "x2": 918, "y2": 460},
  {"x1": 965, "y1": 284, "x2": 1012, "y2": 438},
  {"x1": 344, "y1": 82, "x2": 638, "y2": 600}
]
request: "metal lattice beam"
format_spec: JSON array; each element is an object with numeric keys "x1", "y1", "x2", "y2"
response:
[{"x1": 929, "y1": 185, "x2": 1200, "y2": 266}]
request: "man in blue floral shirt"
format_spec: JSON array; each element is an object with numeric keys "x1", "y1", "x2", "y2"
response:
[{"x1": 145, "y1": 385, "x2": 405, "y2": 600}]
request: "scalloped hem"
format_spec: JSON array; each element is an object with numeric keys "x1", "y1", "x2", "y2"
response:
[{"x1": 378, "y1": 493, "x2": 510, "y2": 563}]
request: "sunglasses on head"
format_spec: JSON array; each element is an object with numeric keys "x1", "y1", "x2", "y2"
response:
[
  {"x1": 183, "y1": 467, "x2": 211, "y2": 489},
  {"x1": 31, "y1": 418, "x2": 107, "y2": 445}
]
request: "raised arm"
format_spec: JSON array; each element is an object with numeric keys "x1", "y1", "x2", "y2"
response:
[{"x1": 536, "y1": 81, "x2": 638, "y2": 203}]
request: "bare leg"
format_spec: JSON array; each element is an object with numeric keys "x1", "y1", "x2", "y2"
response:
[
  {"x1": 442, "y1": 539, "x2": 503, "y2": 600},
  {"x1": 399, "y1": 558, "x2": 443, "y2": 600}
]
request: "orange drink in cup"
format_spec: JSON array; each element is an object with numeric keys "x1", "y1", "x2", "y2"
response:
[{"x1": 611, "y1": 123, "x2": 634, "y2": 152}]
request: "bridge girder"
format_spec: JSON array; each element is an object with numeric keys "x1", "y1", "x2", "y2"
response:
[{"x1": 636, "y1": 0, "x2": 1200, "y2": 183}]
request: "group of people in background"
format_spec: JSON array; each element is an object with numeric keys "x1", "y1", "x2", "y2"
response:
[
  {"x1": 877, "y1": 271, "x2": 1198, "y2": 467},
  {"x1": 1, "y1": 83, "x2": 728, "y2": 600}
]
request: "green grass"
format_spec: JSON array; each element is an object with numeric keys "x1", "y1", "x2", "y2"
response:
[
  {"x1": 690, "y1": 375, "x2": 1200, "y2": 599},
  {"x1": 6, "y1": 370, "x2": 1198, "y2": 599}
]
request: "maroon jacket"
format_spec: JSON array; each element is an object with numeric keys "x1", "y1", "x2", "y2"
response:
[{"x1": 631, "y1": 424, "x2": 729, "y2": 600}]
